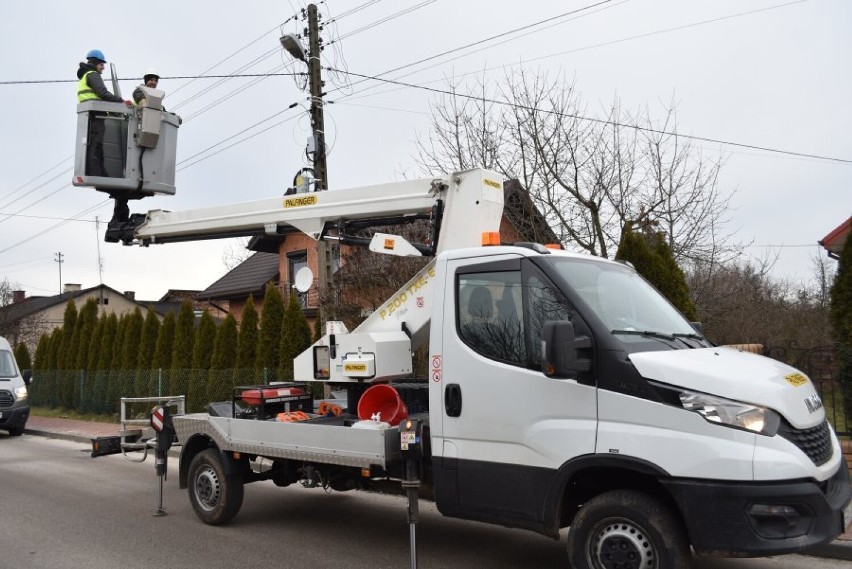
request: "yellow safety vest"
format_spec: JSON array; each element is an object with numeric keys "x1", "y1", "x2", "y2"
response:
[{"x1": 77, "y1": 71, "x2": 100, "y2": 102}]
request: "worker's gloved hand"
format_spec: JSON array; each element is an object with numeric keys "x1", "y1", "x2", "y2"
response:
[{"x1": 123, "y1": 100, "x2": 133, "y2": 107}]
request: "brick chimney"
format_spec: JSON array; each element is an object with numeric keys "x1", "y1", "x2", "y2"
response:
[
  {"x1": 12, "y1": 290, "x2": 25, "y2": 303},
  {"x1": 124, "y1": 291, "x2": 136, "y2": 301}
]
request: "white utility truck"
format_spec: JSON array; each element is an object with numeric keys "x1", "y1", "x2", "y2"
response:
[{"x1": 100, "y1": 168, "x2": 849, "y2": 568}]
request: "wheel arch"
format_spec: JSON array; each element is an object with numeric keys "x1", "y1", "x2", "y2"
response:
[
  {"x1": 180, "y1": 434, "x2": 228, "y2": 489},
  {"x1": 543, "y1": 454, "x2": 684, "y2": 536}
]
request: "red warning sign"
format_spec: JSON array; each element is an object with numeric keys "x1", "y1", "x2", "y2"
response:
[{"x1": 151, "y1": 406, "x2": 164, "y2": 431}]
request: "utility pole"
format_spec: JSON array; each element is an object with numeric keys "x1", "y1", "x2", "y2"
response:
[
  {"x1": 306, "y1": 3, "x2": 328, "y2": 192},
  {"x1": 305, "y1": 3, "x2": 333, "y2": 296},
  {"x1": 54, "y1": 252, "x2": 64, "y2": 295}
]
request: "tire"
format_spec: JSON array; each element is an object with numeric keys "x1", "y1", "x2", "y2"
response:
[
  {"x1": 8, "y1": 426, "x2": 24, "y2": 436},
  {"x1": 187, "y1": 448, "x2": 244, "y2": 525},
  {"x1": 567, "y1": 489, "x2": 691, "y2": 569}
]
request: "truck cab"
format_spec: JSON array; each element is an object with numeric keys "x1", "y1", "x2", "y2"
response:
[
  {"x1": 428, "y1": 244, "x2": 850, "y2": 561},
  {"x1": 0, "y1": 336, "x2": 31, "y2": 437}
]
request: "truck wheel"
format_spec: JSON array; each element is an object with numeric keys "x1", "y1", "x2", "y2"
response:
[
  {"x1": 188, "y1": 449, "x2": 244, "y2": 525},
  {"x1": 567, "y1": 489, "x2": 690, "y2": 569},
  {"x1": 7, "y1": 426, "x2": 24, "y2": 436}
]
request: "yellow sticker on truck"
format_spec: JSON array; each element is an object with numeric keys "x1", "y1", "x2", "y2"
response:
[
  {"x1": 784, "y1": 372, "x2": 809, "y2": 387},
  {"x1": 344, "y1": 363, "x2": 368, "y2": 373},
  {"x1": 483, "y1": 178, "x2": 501, "y2": 189},
  {"x1": 283, "y1": 195, "x2": 318, "y2": 208}
]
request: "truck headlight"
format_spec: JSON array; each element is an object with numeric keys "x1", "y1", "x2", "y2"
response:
[
  {"x1": 678, "y1": 390, "x2": 780, "y2": 436},
  {"x1": 14, "y1": 386, "x2": 28, "y2": 400}
]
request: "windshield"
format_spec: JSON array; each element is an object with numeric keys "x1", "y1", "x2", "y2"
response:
[
  {"x1": 0, "y1": 350, "x2": 19, "y2": 379},
  {"x1": 546, "y1": 257, "x2": 698, "y2": 338}
]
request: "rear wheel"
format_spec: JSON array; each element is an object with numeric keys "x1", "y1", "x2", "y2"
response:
[
  {"x1": 188, "y1": 448, "x2": 244, "y2": 525},
  {"x1": 567, "y1": 489, "x2": 691, "y2": 569}
]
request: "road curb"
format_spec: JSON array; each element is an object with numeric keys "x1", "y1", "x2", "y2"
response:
[
  {"x1": 805, "y1": 540, "x2": 852, "y2": 562},
  {"x1": 24, "y1": 427, "x2": 90, "y2": 444},
  {"x1": 25, "y1": 427, "x2": 180, "y2": 458}
]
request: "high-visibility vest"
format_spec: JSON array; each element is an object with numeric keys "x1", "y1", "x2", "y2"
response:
[{"x1": 77, "y1": 71, "x2": 99, "y2": 102}]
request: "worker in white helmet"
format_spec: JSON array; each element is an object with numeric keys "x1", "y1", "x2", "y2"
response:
[{"x1": 133, "y1": 68, "x2": 161, "y2": 107}]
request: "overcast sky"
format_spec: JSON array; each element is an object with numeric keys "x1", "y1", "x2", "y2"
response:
[{"x1": 1, "y1": 0, "x2": 850, "y2": 302}]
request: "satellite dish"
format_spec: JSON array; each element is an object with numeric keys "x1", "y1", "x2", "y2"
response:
[{"x1": 294, "y1": 267, "x2": 314, "y2": 293}]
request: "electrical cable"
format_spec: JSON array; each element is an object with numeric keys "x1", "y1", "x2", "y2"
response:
[
  {"x1": 332, "y1": 0, "x2": 436, "y2": 43},
  {"x1": 327, "y1": 0, "x2": 382, "y2": 23},
  {"x1": 0, "y1": 199, "x2": 110, "y2": 255},
  {"x1": 0, "y1": 168, "x2": 72, "y2": 211},
  {"x1": 0, "y1": 155, "x2": 72, "y2": 204},
  {"x1": 178, "y1": 112, "x2": 302, "y2": 172},
  {"x1": 177, "y1": 102, "x2": 301, "y2": 167},
  {"x1": 169, "y1": 14, "x2": 299, "y2": 98},
  {"x1": 338, "y1": 0, "x2": 626, "y2": 104},
  {"x1": 326, "y1": 67, "x2": 852, "y2": 165},
  {"x1": 0, "y1": 183, "x2": 71, "y2": 225}
]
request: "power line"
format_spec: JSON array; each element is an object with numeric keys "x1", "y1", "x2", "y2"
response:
[
  {"x1": 177, "y1": 102, "x2": 301, "y2": 168},
  {"x1": 0, "y1": 212, "x2": 95, "y2": 223},
  {"x1": 327, "y1": 67, "x2": 852, "y2": 165},
  {"x1": 337, "y1": 0, "x2": 627, "y2": 104},
  {"x1": 0, "y1": 183, "x2": 71, "y2": 224},
  {"x1": 0, "y1": 168, "x2": 71, "y2": 210},
  {"x1": 332, "y1": 0, "x2": 436, "y2": 43},
  {"x1": 338, "y1": 0, "x2": 805, "y2": 106},
  {"x1": 0, "y1": 155, "x2": 72, "y2": 204},
  {"x1": 327, "y1": 0, "x2": 383, "y2": 22},
  {"x1": 0, "y1": 200, "x2": 110, "y2": 255},
  {"x1": 178, "y1": 107, "x2": 302, "y2": 171},
  {"x1": 169, "y1": 14, "x2": 299, "y2": 98}
]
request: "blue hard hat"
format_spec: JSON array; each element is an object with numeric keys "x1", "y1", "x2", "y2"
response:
[{"x1": 86, "y1": 49, "x2": 106, "y2": 63}]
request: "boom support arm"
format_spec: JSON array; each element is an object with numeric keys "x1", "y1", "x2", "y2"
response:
[
  {"x1": 116, "y1": 169, "x2": 504, "y2": 257},
  {"x1": 115, "y1": 168, "x2": 505, "y2": 383}
]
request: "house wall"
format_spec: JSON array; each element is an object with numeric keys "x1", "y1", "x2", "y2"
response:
[{"x1": 17, "y1": 290, "x2": 162, "y2": 354}]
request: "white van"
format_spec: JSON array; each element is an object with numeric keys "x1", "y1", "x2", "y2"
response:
[{"x1": 0, "y1": 336, "x2": 31, "y2": 436}]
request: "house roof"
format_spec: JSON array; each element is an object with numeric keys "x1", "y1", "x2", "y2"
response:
[
  {"x1": 0, "y1": 284, "x2": 153, "y2": 322},
  {"x1": 503, "y1": 179, "x2": 560, "y2": 244},
  {"x1": 196, "y1": 252, "x2": 279, "y2": 300},
  {"x1": 819, "y1": 216, "x2": 851, "y2": 258}
]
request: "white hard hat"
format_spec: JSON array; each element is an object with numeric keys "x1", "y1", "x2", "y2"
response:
[{"x1": 143, "y1": 68, "x2": 160, "y2": 80}]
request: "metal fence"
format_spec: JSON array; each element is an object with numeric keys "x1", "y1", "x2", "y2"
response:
[
  {"x1": 764, "y1": 343, "x2": 851, "y2": 436},
  {"x1": 28, "y1": 368, "x2": 294, "y2": 415},
  {"x1": 30, "y1": 345, "x2": 851, "y2": 435}
]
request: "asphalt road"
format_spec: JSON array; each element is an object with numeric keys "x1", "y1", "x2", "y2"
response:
[{"x1": 1, "y1": 433, "x2": 849, "y2": 569}]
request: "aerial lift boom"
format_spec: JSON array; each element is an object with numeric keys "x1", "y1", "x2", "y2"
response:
[{"x1": 120, "y1": 168, "x2": 505, "y2": 383}]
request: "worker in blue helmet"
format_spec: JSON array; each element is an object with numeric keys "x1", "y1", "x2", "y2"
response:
[{"x1": 76, "y1": 49, "x2": 132, "y2": 178}]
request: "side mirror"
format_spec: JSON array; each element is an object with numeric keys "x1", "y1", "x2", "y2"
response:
[
  {"x1": 22, "y1": 369, "x2": 32, "y2": 386},
  {"x1": 541, "y1": 321, "x2": 592, "y2": 379}
]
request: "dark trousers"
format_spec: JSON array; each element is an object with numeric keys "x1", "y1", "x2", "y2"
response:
[{"x1": 86, "y1": 112, "x2": 108, "y2": 177}]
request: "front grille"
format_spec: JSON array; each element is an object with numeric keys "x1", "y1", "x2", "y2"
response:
[
  {"x1": 0, "y1": 390, "x2": 13, "y2": 407},
  {"x1": 778, "y1": 419, "x2": 833, "y2": 466}
]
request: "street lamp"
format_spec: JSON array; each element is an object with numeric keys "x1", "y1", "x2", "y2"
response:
[{"x1": 279, "y1": 34, "x2": 306, "y2": 62}]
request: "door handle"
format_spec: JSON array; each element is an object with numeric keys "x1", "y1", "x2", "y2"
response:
[{"x1": 445, "y1": 383, "x2": 462, "y2": 417}]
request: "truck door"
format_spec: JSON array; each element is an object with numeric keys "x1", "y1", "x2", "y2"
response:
[{"x1": 433, "y1": 256, "x2": 597, "y2": 526}]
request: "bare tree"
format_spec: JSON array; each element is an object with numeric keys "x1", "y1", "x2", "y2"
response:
[
  {"x1": 221, "y1": 238, "x2": 252, "y2": 271},
  {"x1": 415, "y1": 71, "x2": 740, "y2": 265},
  {"x1": 0, "y1": 277, "x2": 18, "y2": 307},
  {"x1": 0, "y1": 277, "x2": 49, "y2": 351}
]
